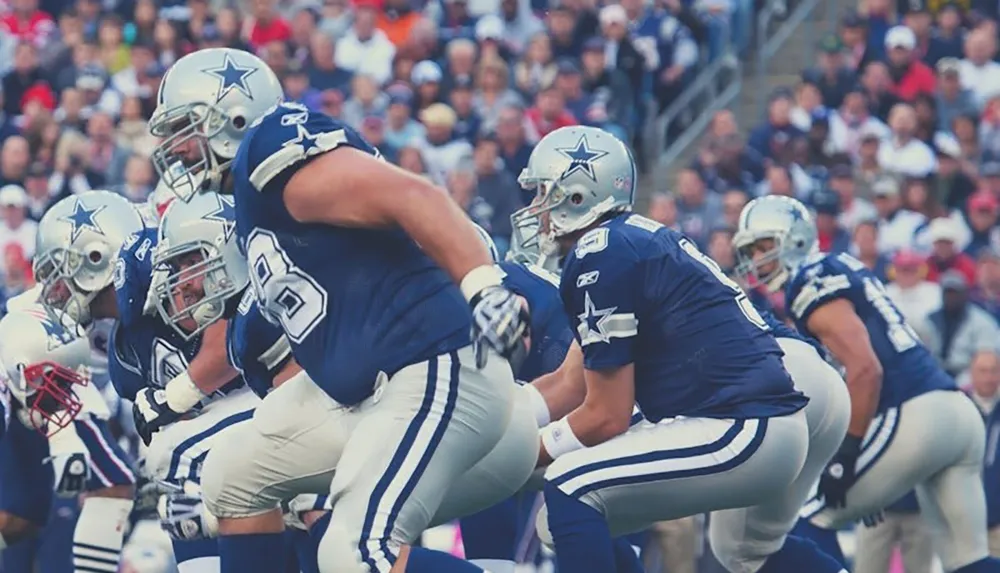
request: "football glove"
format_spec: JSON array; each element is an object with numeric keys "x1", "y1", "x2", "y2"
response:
[
  {"x1": 818, "y1": 435, "x2": 862, "y2": 509},
  {"x1": 133, "y1": 387, "x2": 184, "y2": 446},
  {"x1": 48, "y1": 452, "x2": 90, "y2": 496},
  {"x1": 470, "y1": 285, "x2": 530, "y2": 372},
  {"x1": 157, "y1": 481, "x2": 219, "y2": 541}
]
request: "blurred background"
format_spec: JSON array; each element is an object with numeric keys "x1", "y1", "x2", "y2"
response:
[{"x1": 4, "y1": 0, "x2": 1000, "y2": 569}]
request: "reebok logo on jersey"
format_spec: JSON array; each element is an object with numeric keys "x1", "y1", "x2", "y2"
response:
[{"x1": 576, "y1": 271, "x2": 600, "y2": 288}]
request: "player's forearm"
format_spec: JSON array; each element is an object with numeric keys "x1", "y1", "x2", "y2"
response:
[
  {"x1": 187, "y1": 320, "x2": 238, "y2": 394},
  {"x1": 844, "y1": 360, "x2": 882, "y2": 438},
  {"x1": 530, "y1": 368, "x2": 586, "y2": 423}
]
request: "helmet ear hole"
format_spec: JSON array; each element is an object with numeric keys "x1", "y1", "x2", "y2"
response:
[
  {"x1": 232, "y1": 115, "x2": 247, "y2": 130},
  {"x1": 570, "y1": 192, "x2": 584, "y2": 205},
  {"x1": 88, "y1": 250, "x2": 103, "y2": 264}
]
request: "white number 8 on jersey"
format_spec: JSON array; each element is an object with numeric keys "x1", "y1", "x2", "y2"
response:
[{"x1": 246, "y1": 229, "x2": 329, "y2": 344}]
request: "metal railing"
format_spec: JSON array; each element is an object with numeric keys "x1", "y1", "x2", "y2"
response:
[
  {"x1": 647, "y1": 0, "x2": 838, "y2": 178},
  {"x1": 754, "y1": 0, "x2": 838, "y2": 118}
]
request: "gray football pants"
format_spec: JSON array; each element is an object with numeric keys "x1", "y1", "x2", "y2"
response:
[
  {"x1": 800, "y1": 389, "x2": 989, "y2": 571},
  {"x1": 709, "y1": 337, "x2": 851, "y2": 573}
]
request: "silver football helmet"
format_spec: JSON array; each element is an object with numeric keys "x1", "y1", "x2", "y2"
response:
[
  {"x1": 152, "y1": 191, "x2": 248, "y2": 339},
  {"x1": 34, "y1": 191, "x2": 145, "y2": 325},
  {"x1": 0, "y1": 307, "x2": 91, "y2": 436},
  {"x1": 513, "y1": 125, "x2": 635, "y2": 245},
  {"x1": 150, "y1": 47, "x2": 283, "y2": 201},
  {"x1": 732, "y1": 195, "x2": 818, "y2": 292}
]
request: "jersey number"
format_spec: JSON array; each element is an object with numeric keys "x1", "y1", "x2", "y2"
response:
[
  {"x1": 246, "y1": 229, "x2": 328, "y2": 344},
  {"x1": 679, "y1": 238, "x2": 768, "y2": 331},
  {"x1": 862, "y1": 276, "x2": 919, "y2": 352}
]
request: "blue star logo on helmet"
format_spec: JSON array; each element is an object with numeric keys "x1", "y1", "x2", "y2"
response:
[
  {"x1": 59, "y1": 199, "x2": 106, "y2": 242},
  {"x1": 202, "y1": 53, "x2": 259, "y2": 103},
  {"x1": 556, "y1": 135, "x2": 609, "y2": 182},
  {"x1": 203, "y1": 194, "x2": 237, "y2": 243}
]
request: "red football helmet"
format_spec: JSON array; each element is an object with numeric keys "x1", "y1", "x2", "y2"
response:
[{"x1": 20, "y1": 360, "x2": 90, "y2": 437}]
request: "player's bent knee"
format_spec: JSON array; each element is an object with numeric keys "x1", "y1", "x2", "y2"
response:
[
  {"x1": 316, "y1": 519, "x2": 368, "y2": 573},
  {"x1": 200, "y1": 445, "x2": 278, "y2": 520},
  {"x1": 709, "y1": 519, "x2": 764, "y2": 573}
]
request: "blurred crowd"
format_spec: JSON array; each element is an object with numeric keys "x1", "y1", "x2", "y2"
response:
[{"x1": 0, "y1": 0, "x2": 762, "y2": 313}]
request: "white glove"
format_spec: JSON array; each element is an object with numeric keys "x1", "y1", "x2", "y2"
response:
[{"x1": 157, "y1": 480, "x2": 219, "y2": 541}]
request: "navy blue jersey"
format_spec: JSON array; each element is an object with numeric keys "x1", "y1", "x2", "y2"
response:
[
  {"x1": 226, "y1": 289, "x2": 292, "y2": 399},
  {"x1": 560, "y1": 214, "x2": 807, "y2": 422},
  {"x1": 757, "y1": 304, "x2": 826, "y2": 356},
  {"x1": 231, "y1": 102, "x2": 469, "y2": 405},
  {"x1": 498, "y1": 261, "x2": 573, "y2": 382},
  {"x1": 108, "y1": 228, "x2": 243, "y2": 402},
  {"x1": 785, "y1": 252, "x2": 955, "y2": 412}
]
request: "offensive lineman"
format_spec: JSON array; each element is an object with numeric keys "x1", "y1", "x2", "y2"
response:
[
  {"x1": 150, "y1": 49, "x2": 527, "y2": 573},
  {"x1": 734, "y1": 195, "x2": 1000, "y2": 573},
  {"x1": 32, "y1": 190, "x2": 253, "y2": 572}
]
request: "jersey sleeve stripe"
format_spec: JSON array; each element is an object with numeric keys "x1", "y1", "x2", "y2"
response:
[
  {"x1": 258, "y1": 335, "x2": 292, "y2": 371},
  {"x1": 249, "y1": 129, "x2": 349, "y2": 191},
  {"x1": 577, "y1": 313, "x2": 638, "y2": 346},
  {"x1": 790, "y1": 274, "x2": 850, "y2": 319}
]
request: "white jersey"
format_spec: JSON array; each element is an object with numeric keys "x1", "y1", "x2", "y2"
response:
[
  {"x1": 5, "y1": 284, "x2": 42, "y2": 313},
  {"x1": 11, "y1": 302, "x2": 112, "y2": 420}
]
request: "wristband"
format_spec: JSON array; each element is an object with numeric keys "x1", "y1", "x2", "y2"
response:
[
  {"x1": 165, "y1": 372, "x2": 206, "y2": 413},
  {"x1": 521, "y1": 384, "x2": 551, "y2": 427},
  {"x1": 460, "y1": 265, "x2": 504, "y2": 303},
  {"x1": 540, "y1": 417, "x2": 585, "y2": 460}
]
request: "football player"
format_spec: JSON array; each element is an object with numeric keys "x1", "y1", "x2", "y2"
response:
[
  {"x1": 511, "y1": 126, "x2": 859, "y2": 573},
  {"x1": 32, "y1": 190, "x2": 255, "y2": 573},
  {"x1": 734, "y1": 195, "x2": 1000, "y2": 573},
  {"x1": 150, "y1": 47, "x2": 534, "y2": 573},
  {"x1": 0, "y1": 307, "x2": 135, "y2": 573}
]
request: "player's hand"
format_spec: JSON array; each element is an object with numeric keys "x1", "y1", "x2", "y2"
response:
[
  {"x1": 818, "y1": 435, "x2": 862, "y2": 509},
  {"x1": 48, "y1": 452, "x2": 91, "y2": 496},
  {"x1": 861, "y1": 511, "x2": 885, "y2": 528},
  {"x1": 133, "y1": 387, "x2": 184, "y2": 446},
  {"x1": 470, "y1": 285, "x2": 530, "y2": 371},
  {"x1": 157, "y1": 481, "x2": 219, "y2": 541}
]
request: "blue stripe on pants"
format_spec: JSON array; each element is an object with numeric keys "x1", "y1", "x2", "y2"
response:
[
  {"x1": 358, "y1": 351, "x2": 460, "y2": 573},
  {"x1": 552, "y1": 419, "x2": 768, "y2": 499}
]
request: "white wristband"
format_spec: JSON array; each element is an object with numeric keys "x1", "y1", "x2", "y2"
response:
[
  {"x1": 165, "y1": 371, "x2": 206, "y2": 413},
  {"x1": 460, "y1": 265, "x2": 504, "y2": 303},
  {"x1": 521, "y1": 383, "x2": 551, "y2": 427},
  {"x1": 540, "y1": 417, "x2": 585, "y2": 460}
]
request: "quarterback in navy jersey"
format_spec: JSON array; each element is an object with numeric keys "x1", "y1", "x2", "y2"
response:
[
  {"x1": 511, "y1": 126, "x2": 857, "y2": 573},
  {"x1": 152, "y1": 47, "x2": 532, "y2": 573},
  {"x1": 735, "y1": 194, "x2": 1000, "y2": 573}
]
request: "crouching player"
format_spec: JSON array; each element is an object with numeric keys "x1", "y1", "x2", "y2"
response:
[{"x1": 0, "y1": 307, "x2": 135, "y2": 572}]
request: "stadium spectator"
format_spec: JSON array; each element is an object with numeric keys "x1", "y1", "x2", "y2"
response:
[
  {"x1": 646, "y1": 191, "x2": 680, "y2": 231},
  {"x1": 886, "y1": 249, "x2": 941, "y2": 336},
  {"x1": 852, "y1": 219, "x2": 892, "y2": 281},
  {"x1": 926, "y1": 270, "x2": 1000, "y2": 377},
  {"x1": 674, "y1": 168, "x2": 720, "y2": 248},
  {"x1": 884, "y1": 25, "x2": 936, "y2": 101},
  {"x1": 0, "y1": 184, "x2": 35, "y2": 271},
  {"x1": 813, "y1": 189, "x2": 851, "y2": 253}
]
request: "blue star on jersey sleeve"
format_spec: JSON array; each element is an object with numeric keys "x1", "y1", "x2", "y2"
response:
[
  {"x1": 240, "y1": 103, "x2": 380, "y2": 193},
  {"x1": 561, "y1": 227, "x2": 641, "y2": 370}
]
